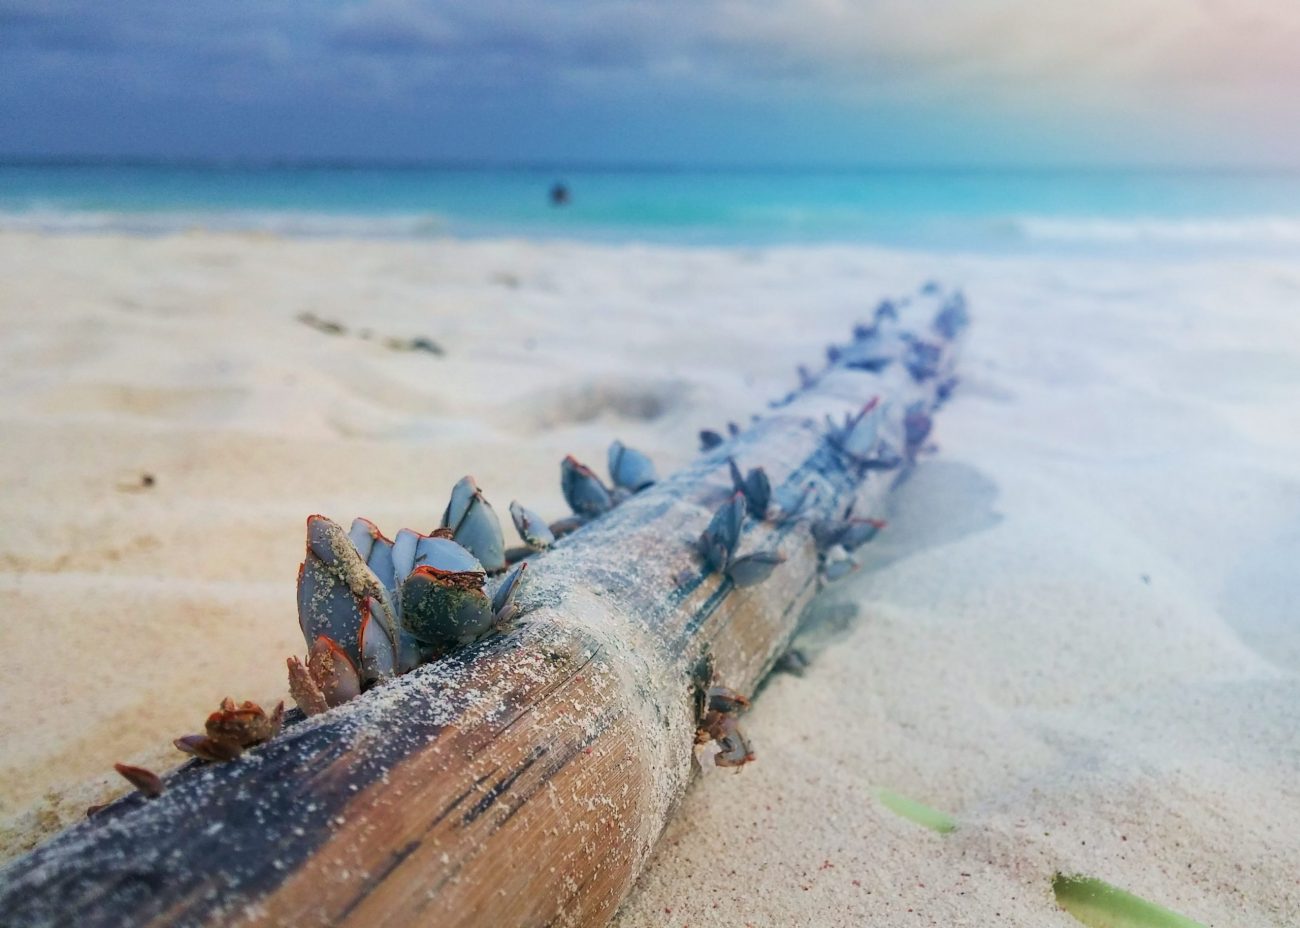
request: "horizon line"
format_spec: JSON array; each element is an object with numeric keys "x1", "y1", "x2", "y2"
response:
[{"x1": 2, "y1": 154, "x2": 1300, "y2": 176}]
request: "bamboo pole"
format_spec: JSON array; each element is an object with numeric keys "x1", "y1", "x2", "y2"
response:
[{"x1": 0, "y1": 286, "x2": 966, "y2": 928}]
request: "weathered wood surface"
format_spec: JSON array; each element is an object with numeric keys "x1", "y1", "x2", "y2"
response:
[{"x1": 0, "y1": 287, "x2": 965, "y2": 928}]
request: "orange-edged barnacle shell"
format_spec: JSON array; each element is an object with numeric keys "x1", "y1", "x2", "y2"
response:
[
  {"x1": 347, "y1": 517, "x2": 398, "y2": 599},
  {"x1": 509, "y1": 500, "x2": 555, "y2": 551},
  {"x1": 706, "y1": 685, "x2": 751, "y2": 715},
  {"x1": 442, "y1": 476, "x2": 507, "y2": 573},
  {"x1": 307, "y1": 636, "x2": 362, "y2": 708},
  {"x1": 359, "y1": 603, "x2": 397, "y2": 686},
  {"x1": 726, "y1": 551, "x2": 784, "y2": 588},
  {"x1": 174, "y1": 734, "x2": 243, "y2": 763},
  {"x1": 827, "y1": 396, "x2": 884, "y2": 461},
  {"x1": 114, "y1": 762, "x2": 164, "y2": 798},
  {"x1": 298, "y1": 514, "x2": 397, "y2": 670},
  {"x1": 698, "y1": 492, "x2": 746, "y2": 573},
  {"x1": 608, "y1": 440, "x2": 657, "y2": 492},
  {"x1": 287, "y1": 655, "x2": 329, "y2": 717},
  {"x1": 400, "y1": 565, "x2": 494, "y2": 648},
  {"x1": 204, "y1": 699, "x2": 280, "y2": 748},
  {"x1": 709, "y1": 714, "x2": 755, "y2": 768},
  {"x1": 561, "y1": 455, "x2": 613, "y2": 518},
  {"x1": 491, "y1": 561, "x2": 527, "y2": 626}
]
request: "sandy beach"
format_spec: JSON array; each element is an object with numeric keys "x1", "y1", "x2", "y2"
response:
[{"x1": 1, "y1": 230, "x2": 1297, "y2": 926}]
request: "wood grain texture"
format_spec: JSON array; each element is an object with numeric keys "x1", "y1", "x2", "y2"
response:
[{"x1": 0, "y1": 288, "x2": 964, "y2": 928}]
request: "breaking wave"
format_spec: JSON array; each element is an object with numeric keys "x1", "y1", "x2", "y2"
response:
[
  {"x1": 0, "y1": 207, "x2": 450, "y2": 239},
  {"x1": 1009, "y1": 215, "x2": 1300, "y2": 246},
  {"x1": 4, "y1": 201, "x2": 1300, "y2": 254}
]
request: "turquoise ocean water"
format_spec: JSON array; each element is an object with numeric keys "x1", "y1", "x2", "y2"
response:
[{"x1": 4, "y1": 162, "x2": 1300, "y2": 254}]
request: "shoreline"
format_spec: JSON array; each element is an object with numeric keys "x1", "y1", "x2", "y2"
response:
[{"x1": 8, "y1": 219, "x2": 1300, "y2": 258}]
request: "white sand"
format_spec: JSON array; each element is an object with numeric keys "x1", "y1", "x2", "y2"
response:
[{"x1": 0, "y1": 231, "x2": 1296, "y2": 925}]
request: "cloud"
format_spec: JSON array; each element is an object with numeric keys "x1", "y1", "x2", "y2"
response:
[
  {"x1": 3, "y1": 0, "x2": 1299, "y2": 162},
  {"x1": 333, "y1": 0, "x2": 458, "y2": 55},
  {"x1": 0, "y1": 0, "x2": 120, "y2": 51},
  {"x1": 321, "y1": 0, "x2": 1300, "y2": 99}
]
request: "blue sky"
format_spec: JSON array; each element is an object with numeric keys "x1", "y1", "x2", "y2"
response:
[{"x1": 3, "y1": 0, "x2": 1298, "y2": 167}]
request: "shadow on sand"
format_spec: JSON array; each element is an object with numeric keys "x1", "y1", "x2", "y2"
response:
[{"x1": 790, "y1": 457, "x2": 1003, "y2": 655}]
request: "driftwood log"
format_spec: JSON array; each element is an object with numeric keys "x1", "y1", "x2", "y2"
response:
[{"x1": 0, "y1": 286, "x2": 966, "y2": 928}]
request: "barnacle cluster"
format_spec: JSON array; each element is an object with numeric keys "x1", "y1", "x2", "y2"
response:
[
  {"x1": 109, "y1": 284, "x2": 959, "y2": 797},
  {"x1": 288, "y1": 440, "x2": 664, "y2": 719}
]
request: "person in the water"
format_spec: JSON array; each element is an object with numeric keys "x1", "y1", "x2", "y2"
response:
[{"x1": 549, "y1": 182, "x2": 570, "y2": 206}]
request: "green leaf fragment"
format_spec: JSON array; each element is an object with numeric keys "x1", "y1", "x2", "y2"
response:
[
  {"x1": 875, "y1": 788, "x2": 957, "y2": 833},
  {"x1": 1053, "y1": 874, "x2": 1208, "y2": 928}
]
